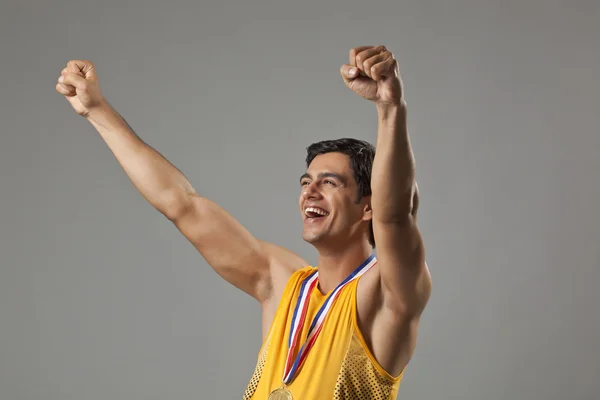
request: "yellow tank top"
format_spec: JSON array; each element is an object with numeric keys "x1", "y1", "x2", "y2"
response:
[{"x1": 243, "y1": 266, "x2": 403, "y2": 399}]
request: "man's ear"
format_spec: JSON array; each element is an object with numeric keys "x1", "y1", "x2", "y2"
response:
[{"x1": 362, "y1": 197, "x2": 373, "y2": 222}]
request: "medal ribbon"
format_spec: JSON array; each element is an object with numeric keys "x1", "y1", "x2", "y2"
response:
[{"x1": 282, "y1": 254, "x2": 378, "y2": 384}]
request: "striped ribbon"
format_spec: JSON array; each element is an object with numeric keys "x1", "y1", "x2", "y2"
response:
[{"x1": 282, "y1": 254, "x2": 378, "y2": 384}]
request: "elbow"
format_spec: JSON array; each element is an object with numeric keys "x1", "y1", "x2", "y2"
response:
[
  {"x1": 159, "y1": 189, "x2": 201, "y2": 221},
  {"x1": 374, "y1": 185, "x2": 419, "y2": 224},
  {"x1": 374, "y1": 212, "x2": 414, "y2": 226}
]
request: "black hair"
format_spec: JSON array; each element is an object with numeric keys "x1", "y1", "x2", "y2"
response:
[{"x1": 305, "y1": 138, "x2": 376, "y2": 247}]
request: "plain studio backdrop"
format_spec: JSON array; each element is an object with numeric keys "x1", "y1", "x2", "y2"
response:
[{"x1": 1, "y1": 0, "x2": 599, "y2": 399}]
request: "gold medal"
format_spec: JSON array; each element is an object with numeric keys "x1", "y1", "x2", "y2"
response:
[{"x1": 268, "y1": 386, "x2": 292, "y2": 400}]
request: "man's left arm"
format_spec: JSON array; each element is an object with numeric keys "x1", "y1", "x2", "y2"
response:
[
  {"x1": 372, "y1": 102, "x2": 431, "y2": 316},
  {"x1": 342, "y1": 45, "x2": 432, "y2": 317}
]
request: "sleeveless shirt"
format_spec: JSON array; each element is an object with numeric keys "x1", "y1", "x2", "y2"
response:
[{"x1": 243, "y1": 266, "x2": 403, "y2": 399}]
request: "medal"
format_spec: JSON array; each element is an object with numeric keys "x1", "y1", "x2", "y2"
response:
[
  {"x1": 273, "y1": 254, "x2": 377, "y2": 396},
  {"x1": 268, "y1": 386, "x2": 293, "y2": 400}
]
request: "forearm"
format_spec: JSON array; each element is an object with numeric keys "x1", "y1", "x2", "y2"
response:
[
  {"x1": 86, "y1": 102, "x2": 196, "y2": 217},
  {"x1": 371, "y1": 102, "x2": 417, "y2": 221}
]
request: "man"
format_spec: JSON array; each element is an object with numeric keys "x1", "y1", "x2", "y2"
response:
[{"x1": 56, "y1": 45, "x2": 431, "y2": 399}]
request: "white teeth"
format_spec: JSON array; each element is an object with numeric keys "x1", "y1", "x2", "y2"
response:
[{"x1": 304, "y1": 207, "x2": 329, "y2": 216}]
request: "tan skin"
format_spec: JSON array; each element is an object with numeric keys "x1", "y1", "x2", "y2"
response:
[{"x1": 56, "y1": 45, "x2": 431, "y2": 378}]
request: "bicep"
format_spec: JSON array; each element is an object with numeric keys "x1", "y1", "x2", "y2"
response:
[
  {"x1": 171, "y1": 195, "x2": 274, "y2": 302},
  {"x1": 373, "y1": 217, "x2": 431, "y2": 316}
]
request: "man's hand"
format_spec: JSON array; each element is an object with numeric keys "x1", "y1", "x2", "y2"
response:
[
  {"x1": 56, "y1": 60, "x2": 106, "y2": 117},
  {"x1": 341, "y1": 46, "x2": 403, "y2": 106}
]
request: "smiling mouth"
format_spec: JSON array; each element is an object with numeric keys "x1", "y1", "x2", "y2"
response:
[{"x1": 304, "y1": 207, "x2": 329, "y2": 219}]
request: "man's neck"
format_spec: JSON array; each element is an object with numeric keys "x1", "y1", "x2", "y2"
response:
[{"x1": 315, "y1": 241, "x2": 373, "y2": 294}]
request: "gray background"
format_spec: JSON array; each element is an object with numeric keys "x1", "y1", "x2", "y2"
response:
[{"x1": 1, "y1": 0, "x2": 599, "y2": 399}]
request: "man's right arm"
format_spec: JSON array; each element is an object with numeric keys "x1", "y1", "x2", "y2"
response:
[
  {"x1": 57, "y1": 60, "x2": 306, "y2": 303},
  {"x1": 91, "y1": 103, "x2": 301, "y2": 301}
]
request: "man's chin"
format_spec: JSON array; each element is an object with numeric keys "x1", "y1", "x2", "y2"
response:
[
  {"x1": 302, "y1": 230, "x2": 322, "y2": 244},
  {"x1": 302, "y1": 233, "x2": 316, "y2": 243}
]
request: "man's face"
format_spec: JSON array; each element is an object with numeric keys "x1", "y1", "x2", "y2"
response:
[{"x1": 298, "y1": 152, "x2": 371, "y2": 247}]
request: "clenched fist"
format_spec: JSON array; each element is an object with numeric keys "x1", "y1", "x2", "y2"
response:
[
  {"x1": 340, "y1": 46, "x2": 403, "y2": 106},
  {"x1": 56, "y1": 60, "x2": 105, "y2": 117}
]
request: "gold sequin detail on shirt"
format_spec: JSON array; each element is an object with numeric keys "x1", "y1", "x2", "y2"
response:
[
  {"x1": 242, "y1": 336, "x2": 271, "y2": 400},
  {"x1": 333, "y1": 335, "x2": 396, "y2": 399}
]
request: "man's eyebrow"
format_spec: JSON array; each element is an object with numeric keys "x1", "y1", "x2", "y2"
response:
[
  {"x1": 299, "y1": 173, "x2": 311, "y2": 183},
  {"x1": 299, "y1": 172, "x2": 347, "y2": 185}
]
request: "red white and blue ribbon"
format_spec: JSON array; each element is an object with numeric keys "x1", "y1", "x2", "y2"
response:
[{"x1": 282, "y1": 254, "x2": 378, "y2": 384}]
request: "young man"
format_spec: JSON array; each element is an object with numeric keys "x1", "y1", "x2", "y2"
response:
[{"x1": 56, "y1": 45, "x2": 431, "y2": 399}]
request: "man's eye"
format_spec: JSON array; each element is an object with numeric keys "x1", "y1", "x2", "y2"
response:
[
  {"x1": 301, "y1": 181, "x2": 310, "y2": 186},
  {"x1": 324, "y1": 180, "x2": 335, "y2": 185}
]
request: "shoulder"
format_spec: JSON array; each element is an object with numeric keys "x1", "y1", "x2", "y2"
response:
[
  {"x1": 258, "y1": 243, "x2": 312, "y2": 334},
  {"x1": 261, "y1": 241, "x2": 308, "y2": 273},
  {"x1": 259, "y1": 241, "x2": 310, "y2": 302}
]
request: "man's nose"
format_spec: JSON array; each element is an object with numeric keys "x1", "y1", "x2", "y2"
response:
[{"x1": 302, "y1": 182, "x2": 321, "y2": 200}]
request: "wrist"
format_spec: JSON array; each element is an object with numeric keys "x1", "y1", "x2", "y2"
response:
[
  {"x1": 376, "y1": 100, "x2": 407, "y2": 122},
  {"x1": 85, "y1": 99, "x2": 111, "y2": 119},
  {"x1": 85, "y1": 100, "x2": 125, "y2": 131}
]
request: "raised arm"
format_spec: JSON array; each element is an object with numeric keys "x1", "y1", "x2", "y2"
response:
[
  {"x1": 371, "y1": 103, "x2": 431, "y2": 316},
  {"x1": 341, "y1": 47, "x2": 431, "y2": 317},
  {"x1": 56, "y1": 60, "x2": 305, "y2": 303}
]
